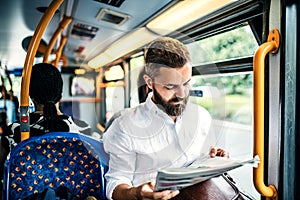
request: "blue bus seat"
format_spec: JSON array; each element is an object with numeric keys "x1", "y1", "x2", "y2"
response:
[{"x1": 2, "y1": 132, "x2": 109, "y2": 200}]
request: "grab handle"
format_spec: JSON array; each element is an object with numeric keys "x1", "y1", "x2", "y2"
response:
[
  {"x1": 20, "y1": 0, "x2": 64, "y2": 141},
  {"x1": 253, "y1": 29, "x2": 280, "y2": 199}
]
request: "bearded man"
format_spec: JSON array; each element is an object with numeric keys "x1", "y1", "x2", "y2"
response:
[{"x1": 103, "y1": 37, "x2": 227, "y2": 200}]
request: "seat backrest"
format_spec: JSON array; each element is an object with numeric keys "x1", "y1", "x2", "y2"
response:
[{"x1": 3, "y1": 132, "x2": 109, "y2": 200}]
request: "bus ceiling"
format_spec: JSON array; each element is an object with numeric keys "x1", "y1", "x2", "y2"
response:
[{"x1": 0, "y1": 0, "x2": 265, "y2": 71}]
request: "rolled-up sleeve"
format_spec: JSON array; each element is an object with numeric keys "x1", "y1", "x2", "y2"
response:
[{"x1": 103, "y1": 119, "x2": 137, "y2": 200}]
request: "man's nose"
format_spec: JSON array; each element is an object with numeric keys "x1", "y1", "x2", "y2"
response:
[{"x1": 175, "y1": 85, "x2": 187, "y2": 99}]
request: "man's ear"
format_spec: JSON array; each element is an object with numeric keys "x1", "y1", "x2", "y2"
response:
[{"x1": 143, "y1": 74, "x2": 153, "y2": 90}]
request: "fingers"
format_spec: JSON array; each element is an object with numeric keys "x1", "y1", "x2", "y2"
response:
[
  {"x1": 140, "y1": 182, "x2": 180, "y2": 200},
  {"x1": 217, "y1": 149, "x2": 229, "y2": 157},
  {"x1": 149, "y1": 181, "x2": 156, "y2": 190},
  {"x1": 153, "y1": 190, "x2": 180, "y2": 200},
  {"x1": 210, "y1": 147, "x2": 217, "y2": 157},
  {"x1": 161, "y1": 190, "x2": 180, "y2": 200},
  {"x1": 210, "y1": 147, "x2": 229, "y2": 158}
]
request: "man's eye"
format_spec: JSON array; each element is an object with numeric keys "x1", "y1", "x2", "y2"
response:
[{"x1": 164, "y1": 85, "x2": 175, "y2": 90}]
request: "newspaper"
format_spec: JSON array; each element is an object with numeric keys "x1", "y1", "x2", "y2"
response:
[{"x1": 154, "y1": 155, "x2": 260, "y2": 191}]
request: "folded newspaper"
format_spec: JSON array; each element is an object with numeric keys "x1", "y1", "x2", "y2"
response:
[{"x1": 154, "y1": 155, "x2": 260, "y2": 191}]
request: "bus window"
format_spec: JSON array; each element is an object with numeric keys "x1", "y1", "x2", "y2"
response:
[
  {"x1": 190, "y1": 72, "x2": 258, "y2": 197},
  {"x1": 188, "y1": 24, "x2": 259, "y2": 198},
  {"x1": 104, "y1": 65, "x2": 124, "y2": 81},
  {"x1": 129, "y1": 54, "x2": 145, "y2": 107},
  {"x1": 102, "y1": 65, "x2": 125, "y2": 122},
  {"x1": 191, "y1": 72, "x2": 253, "y2": 147},
  {"x1": 70, "y1": 75, "x2": 96, "y2": 97},
  {"x1": 187, "y1": 25, "x2": 258, "y2": 65}
]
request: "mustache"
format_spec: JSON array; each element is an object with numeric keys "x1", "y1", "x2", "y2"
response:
[{"x1": 169, "y1": 97, "x2": 185, "y2": 103}]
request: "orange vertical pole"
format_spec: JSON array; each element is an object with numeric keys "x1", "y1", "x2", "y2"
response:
[
  {"x1": 20, "y1": 0, "x2": 64, "y2": 141},
  {"x1": 43, "y1": 16, "x2": 72, "y2": 63}
]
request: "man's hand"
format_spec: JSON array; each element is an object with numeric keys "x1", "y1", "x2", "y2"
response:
[
  {"x1": 137, "y1": 181, "x2": 180, "y2": 200},
  {"x1": 209, "y1": 147, "x2": 229, "y2": 158},
  {"x1": 113, "y1": 182, "x2": 179, "y2": 200}
]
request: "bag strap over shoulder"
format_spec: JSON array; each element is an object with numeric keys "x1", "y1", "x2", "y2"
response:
[{"x1": 222, "y1": 173, "x2": 256, "y2": 200}]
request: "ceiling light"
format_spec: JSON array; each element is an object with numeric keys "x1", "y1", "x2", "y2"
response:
[
  {"x1": 88, "y1": 28, "x2": 157, "y2": 68},
  {"x1": 88, "y1": 52, "x2": 115, "y2": 68},
  {"x1": 74, "y1": 68, "x2": 86, "y2": 75},
  {"x1": 88, "y1": 0, "x2": 237, "y2": 68},
  {"x1": 147, "y1": 0, "x2": 235, "y2": 35}
]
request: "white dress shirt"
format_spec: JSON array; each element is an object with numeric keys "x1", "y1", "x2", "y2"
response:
[{"x1": 103, "y1": 93, "x2": 215, "y2": 199}]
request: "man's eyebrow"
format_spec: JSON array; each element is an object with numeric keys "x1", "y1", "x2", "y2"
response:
[
  {"x1": 182, "y1": 78, "x2": 191, "y2": 85},
  {"x1": 164, "y1": 78, "x2": 191, "y2": 86},
  {"x1": 185, "y1": 78, "x2": 191, "y2": 84}
]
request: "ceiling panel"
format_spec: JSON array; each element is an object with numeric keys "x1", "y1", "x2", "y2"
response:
[
  {"x1": 0, "y1": 0, "x2": 174, "y2": 70},
  {"x1": 64, "y1": 0, "x2": 174, "y2": 66}
]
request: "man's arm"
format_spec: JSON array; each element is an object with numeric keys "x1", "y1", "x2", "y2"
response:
[{"x1": 112, "y1": 184, "x2": 138, "y2": 200}]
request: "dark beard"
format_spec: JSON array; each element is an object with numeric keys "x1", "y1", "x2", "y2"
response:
[{"x1": 152, "y1": 86, "x2": 189, "y2": 116}]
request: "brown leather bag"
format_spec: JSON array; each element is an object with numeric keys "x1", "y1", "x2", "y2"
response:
[{"x1": 171, "y1": 173, "x2": 255, "y2": 200}]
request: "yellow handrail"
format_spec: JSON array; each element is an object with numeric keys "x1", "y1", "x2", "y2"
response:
[
  {"x1": 253, "y1": 29, "x2": 280, "y2": 199},
  {"x1": 43, "y1": 16, "x2": 72, "y2": 63},
  {"x1": 53, "y1": 36, "x2": 67, "y2": 66},
  {"x1": 20, "y1": 0, "x2": 64, "y2": 141},
  {"x1": 60, "y1": 54, "x2": 69, "y2": 67}
]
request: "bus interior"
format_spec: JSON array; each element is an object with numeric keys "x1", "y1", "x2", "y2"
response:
[{"x1": 0, "y1": 0, "x2": 299, "y2": 199}]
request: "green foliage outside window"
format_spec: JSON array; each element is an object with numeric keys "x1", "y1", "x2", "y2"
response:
[{"x1": 188, "y1": 26, "x2": 258, "y2": 124}]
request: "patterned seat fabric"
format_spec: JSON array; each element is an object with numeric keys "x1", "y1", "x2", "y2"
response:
[{"x1": 3, "y1": 132, "x2": 108, "y2": 200}]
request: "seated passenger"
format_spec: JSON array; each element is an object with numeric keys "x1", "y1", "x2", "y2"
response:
[
  {"x1": 103, "y1": 37, "x2": 228, "y2": 200},
  {"x1": 0, "y1": 63, "x2": 90, "y2": 186},
  {"x1": 0, "y1": 86, "x2": 19, "y2": 125}
]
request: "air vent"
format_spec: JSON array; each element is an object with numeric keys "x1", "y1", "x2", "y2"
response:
[
  {"x1": 96, "y1": 8, "x2": 130, "y2": 25},
  {"x1": 71, "y1": 23, "x2": 99, "y2": 41},
  {"x1": 94, "y1": 0, "x2": 125, "y2": 8}
]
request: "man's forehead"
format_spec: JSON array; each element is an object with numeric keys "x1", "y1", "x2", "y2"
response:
[{"x1": 155, "y1": 64, "x2": 191, "y2": 83}]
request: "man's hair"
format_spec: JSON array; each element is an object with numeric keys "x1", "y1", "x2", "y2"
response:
[
  {"x1": 144, "y1": 37, "x2": 191, "y2": 78},
  {"x1": 29, "y1": 63, "x2": 67, "y2": 132}
]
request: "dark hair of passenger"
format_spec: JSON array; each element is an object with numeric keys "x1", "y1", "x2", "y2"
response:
[
  {"x1": 144, "y1": 37, "x2": 191, "y2": 78},
  {"x1": 29, "y1": 63, "x2": 68, "y2": 132}
]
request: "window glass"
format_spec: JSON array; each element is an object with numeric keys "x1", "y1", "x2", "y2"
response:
[
  {"x1": 190, "y1": 72, "x2": 252, "y2": 124},
  {"x1": 190, "y1": 72, "x2": 258, "y2": 198},
  {"x1": 70, "y1": 75, "x2": 96, "y2": 97},
  {"x1": 2, "y1": 74, "x2": 21, "y2": 99},
  {"x1": 105, "y1": 84, "x2": 125, "y2": 121},
  {"x1": 104, "y1": 65, "x2": 124, "y2": 81},
  {"x1": 188, "y1": 25, "x2": 259, "y2": 199},
  {"x1": 187, "y1": 25, "x2": 258, "y2": 64},
  {"x1": 129, "y1": 55, "x2": 145, "y2": 107},
  {"x1": 103, "y1": 65, "x2": 125, "y2": 122}
]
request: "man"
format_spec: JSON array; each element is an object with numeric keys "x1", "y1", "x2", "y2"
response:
[{"x1": 103, "y1": 37, "x2": 227, "y2": 200}]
